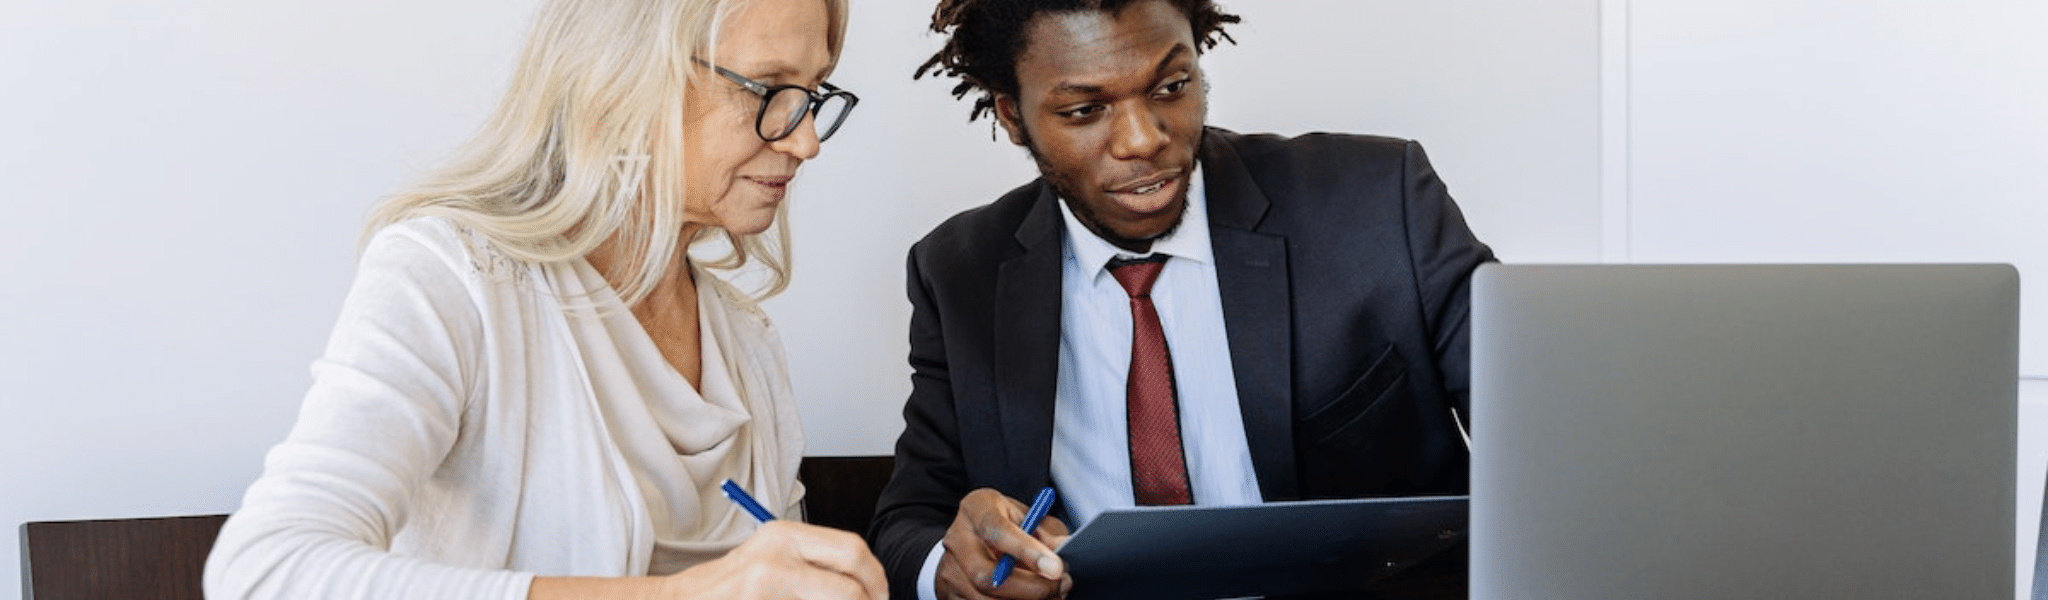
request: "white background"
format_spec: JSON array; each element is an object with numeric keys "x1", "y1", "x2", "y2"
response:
[{"x1": 2, "y1": 0, "x2": 2042, "y2": 597}]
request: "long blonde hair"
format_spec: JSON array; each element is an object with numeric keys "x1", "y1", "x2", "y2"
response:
[{"x1": 365, "y1": 0, "x2": 849, "y2": 303}]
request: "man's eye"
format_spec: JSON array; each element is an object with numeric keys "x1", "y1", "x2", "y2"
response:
[
  {"x1": 1057, "y1": 105, "x2": 1105, "y2": 119},
  {"x1": 1158, "y1": 78, "x2": 1190, "y2": 96}
]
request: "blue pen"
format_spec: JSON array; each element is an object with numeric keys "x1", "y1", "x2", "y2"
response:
[
  {"x1": 991, "y1": 486, "x2": 1058, "y2": 588},
  {"x1": 721, "y1": 479, "x2": 778, "y2": 523}
]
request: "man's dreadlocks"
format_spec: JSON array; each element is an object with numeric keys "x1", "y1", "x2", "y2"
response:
[{"x1": 914, "y1": 0, "x2": 1240, "y2": 123}]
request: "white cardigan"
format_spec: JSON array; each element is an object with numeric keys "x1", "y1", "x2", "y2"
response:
[{"x1": 205, "y1": 218, "x2": 807, "y2": 599}]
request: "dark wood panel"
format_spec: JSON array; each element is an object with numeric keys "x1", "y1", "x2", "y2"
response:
[
  {"x1": 20, "y1": 514, "x2": 227, "y2": 600},
  {"x1": 798, "y1": 455, "x2": 894, "y2": 536}
]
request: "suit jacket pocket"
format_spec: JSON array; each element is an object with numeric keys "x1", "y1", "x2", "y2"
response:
[{"x1": 1298, "y1": 343, "x2": 1409, "y2": 446}]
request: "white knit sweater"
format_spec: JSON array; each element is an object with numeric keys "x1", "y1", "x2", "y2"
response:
[{"x1": 205, "y1": 217, "x2": 806, "y2": 599}]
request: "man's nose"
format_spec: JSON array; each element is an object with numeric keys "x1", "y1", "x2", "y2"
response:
[{"x1": 1109, "y1": 102, "x2": 1169, "y2": 161}]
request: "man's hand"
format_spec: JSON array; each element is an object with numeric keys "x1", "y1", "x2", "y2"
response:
[{"x1": 935, "y1": 488, "x2": 1073, "y2": 600}]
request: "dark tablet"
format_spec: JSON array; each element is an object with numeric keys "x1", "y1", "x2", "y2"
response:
[{"x1": 1057, "y1": 495, "x2": 1468, "y2": 599}]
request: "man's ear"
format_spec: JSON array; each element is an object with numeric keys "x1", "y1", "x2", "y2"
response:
[{"x1": 994, "y1": 95, "x2": 1028, "y2": 147}]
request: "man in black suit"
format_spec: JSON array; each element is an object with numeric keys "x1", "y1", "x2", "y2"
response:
[{"x1": 869, "y1": 1, "x2": 1495, "y2": 599}]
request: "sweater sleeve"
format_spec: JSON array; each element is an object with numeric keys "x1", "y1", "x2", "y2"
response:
[{"x1": 204, "y1": 222, "x2": 533, "y2": 600}]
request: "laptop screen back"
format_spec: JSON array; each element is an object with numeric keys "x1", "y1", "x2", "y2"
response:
[{"x1": 1469, "y1": 264, "x2": 2018, "y2": 600}]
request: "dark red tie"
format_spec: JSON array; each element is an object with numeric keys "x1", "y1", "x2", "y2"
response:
[{"x1": 1109, "y1": 256, "x2": 1192, "y2": 505}]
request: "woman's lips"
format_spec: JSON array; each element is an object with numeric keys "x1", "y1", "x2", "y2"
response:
[
  {"x1": 744, "y1": 175, "x2": 792, "y2": 201},
  {"x1": 745, "y1": 175, "x2": 791, "y2": 189}
]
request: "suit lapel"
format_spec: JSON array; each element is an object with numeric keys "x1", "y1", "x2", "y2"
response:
[
  {"x1": 992, "y1": 186, "x2": 1065, "y2": 492},
  {"x1": 1201, "y1": 130, "x2": 1300, "y2": 500}
]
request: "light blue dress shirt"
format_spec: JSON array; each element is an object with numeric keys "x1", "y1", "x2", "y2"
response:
[{"x1": 1047, "y1": 165, "x2": 1264, "y2": 530}]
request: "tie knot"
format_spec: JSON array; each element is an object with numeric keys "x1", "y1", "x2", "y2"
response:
[{"x1": 1109, "y1": 255, "x2": 1167, "y2": 297}]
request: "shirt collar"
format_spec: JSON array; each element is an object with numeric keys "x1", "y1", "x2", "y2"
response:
[{"x1": 1057, "y1": 163, "x2": 1213, "y2": 276}]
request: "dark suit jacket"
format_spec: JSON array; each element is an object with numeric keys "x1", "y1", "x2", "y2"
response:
[{"x1": 870, "y1": 128, "x2": 1495, "y2": 599}]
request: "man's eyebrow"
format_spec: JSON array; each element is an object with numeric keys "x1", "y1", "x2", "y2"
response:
[
  {"x1": 1050, "y1": 82, "x2": 1105, "y2": 96},
  {"x1": 1155, "y1": 44, "x2": 1190, "y2": 77},
  {"x1": 1047, "y1": 44, "x2": 1194, "y2": 97}
]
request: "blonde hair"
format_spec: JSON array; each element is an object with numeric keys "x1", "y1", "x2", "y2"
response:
[{"x1": 365, "y1": 0, "x2": 850, "y2": 304}]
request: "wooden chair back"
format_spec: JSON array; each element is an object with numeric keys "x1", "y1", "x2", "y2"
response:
[
  {"x1": 19, "y1": 514, "x2": 226, "y2": 600},
  {"x1": 797, "y1": 455, "x2": 894, "y2": 535}
]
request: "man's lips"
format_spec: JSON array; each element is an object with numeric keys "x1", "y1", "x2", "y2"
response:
[
  {"x1": 1105, "y1": 170, "x2": 1183, "y2": 215},
  {"x1": 1108, "y1": 170, "x2": 1181, "y2": 195}
]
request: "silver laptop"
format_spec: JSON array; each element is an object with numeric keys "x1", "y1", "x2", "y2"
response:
[{"x1": 1469, "y1": 264, "x2": 2019, "y2": 600}]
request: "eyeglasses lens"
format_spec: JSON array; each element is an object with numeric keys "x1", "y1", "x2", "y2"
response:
[{"x1": 758, "y1": 88, "x2": 853, "y2": 142}]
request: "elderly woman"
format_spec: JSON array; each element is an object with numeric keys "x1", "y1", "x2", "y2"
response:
[{"x1": 203, "y1": 0, "x2": 882, "y2": 598}]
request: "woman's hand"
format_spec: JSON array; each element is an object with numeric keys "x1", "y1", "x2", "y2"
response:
[
  {"x1": 662, "y1": 521, "x2": 888, "y2": 600},
  {"x1": 529, "y1": 521, "x2": 885, "y2": 600}
]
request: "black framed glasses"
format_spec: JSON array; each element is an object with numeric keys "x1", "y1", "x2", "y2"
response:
[{"x1": 695, "y1": 59, "x2": 858, "y2": 143}]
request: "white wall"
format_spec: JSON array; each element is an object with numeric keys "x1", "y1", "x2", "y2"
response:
[
  {"x1": 1624, "y1": 0, "x2": 2048, "y2": 377},
  {"x1": 2, "y1": 1, "x2": 545, "y2": 597},
  {"x1": 0, "y1": 1, "x2": 2040, "y2": 598}
]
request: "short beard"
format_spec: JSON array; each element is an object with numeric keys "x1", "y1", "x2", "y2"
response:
[{"x1": 1018, "y1": 127, "x2": 1194, "y2": 253}]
